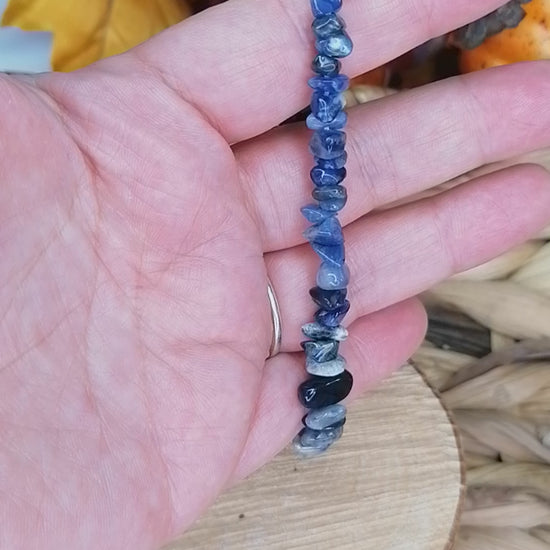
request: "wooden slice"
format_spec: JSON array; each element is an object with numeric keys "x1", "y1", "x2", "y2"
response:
[{"x1": 164, "y1": 365, "x2": 463, "y2": 550}]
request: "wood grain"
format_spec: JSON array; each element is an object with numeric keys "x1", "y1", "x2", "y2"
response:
[{"x1": 164, "y1": 365, "x2": 463, "y2": 550}]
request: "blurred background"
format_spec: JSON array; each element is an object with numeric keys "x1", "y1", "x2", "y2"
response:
[{"x1": 0, "y1": 0, "x2": 548, "y2": 79}]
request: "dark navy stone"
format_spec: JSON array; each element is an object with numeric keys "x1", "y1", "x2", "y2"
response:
[
  {"x1": 297, "y1": 369, "x2": 354, "y2": 408},
  {"x1": 317, "y1": 261, "x2": 350, "y2": 290},
  {"x1": 312, "y1": 185, "x2": 347, "y2": 211},
  {"x1": 315, "y1": 152, "x2": 347, "y2": 169},
  {"x1": 302, "y1": 322, "x2": 348, "y2": 341},
  {"x1": 310, "y1": 241, "x2": 344, "y2": 267},
  {"x1": 301, "y1": 339, "x2": 339, "y2": 362},
  {"x1": 303, "y1": 216, "x2": 343, "y2": 246},
  {"x1": 299, "y1": 425, "x2": 344, "y2": 447},
  {"x1": 309, "y1": 130, "x2": 346, "y2": 159},
  {"x1": 312, "y1": 13, "x2": 346, "y2": 38},
  {"x1": 300, "y1": 204, "x2": 335, "y2": 225},
  {"x1": 308, "y1": 75, "x2": 349, "y2": 94},
  {"x1": 303, "y1": 404, "x2": 347, "y2": 430},
  {"x1": 306, "y1": 111, "x2": 347, "y2": 131},
  {"x1": 311, "y1": 54, "x2": 341, "y2": 76},
  {"x1": 311, "y1": 91, "x2": 343, "y2": 123},
  {"x1": 309, "y1": 286, "x2": 347, "y2": 310},
  {"x1": 315, "y1": 300, "x2": 350, "y2": 327},
  {"x1": 310, "y1": 166, "x2": 347, "y2": 186},
  {"x1": 316, "y1": 32, "x2": 353, "y2": 58},
  {"x1": 310, "y1": 0, "x2": 342, "y2": 16}
]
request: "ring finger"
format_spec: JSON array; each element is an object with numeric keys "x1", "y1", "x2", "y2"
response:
[{"x1": 265, "y1": 164, "x2": 550, "y2": 352}]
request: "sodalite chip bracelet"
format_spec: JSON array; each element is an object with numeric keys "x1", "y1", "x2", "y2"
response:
[{"x1": 292, "y1": 0, "x2": 354, "y2": 458}]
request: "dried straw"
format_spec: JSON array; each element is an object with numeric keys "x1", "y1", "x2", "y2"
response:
[
  {"x1": 512, "y1": 243, "x2": 550, "y2": 297},
  {"x1": 426, "y1": 280, "x2": 550, "y2": 339},
  {"x1": 342, "y1": 85, "x2": 396, "y2": 107},
  {"x1": 456, "y1": 527, "x2": 550, "y2": 550},
  {"x1": 416, "y1": 245, "x2": 550, "y2": 548}
]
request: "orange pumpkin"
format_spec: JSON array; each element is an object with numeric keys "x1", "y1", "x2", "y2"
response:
[
  {"x1": 1, "y1": 0, "x2": 191, "y2": 72},
  {"x1": 460, "y1": 0, "x2": 550, "y2": 72}
]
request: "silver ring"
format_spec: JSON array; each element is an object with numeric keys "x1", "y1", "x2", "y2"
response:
[{"x1": 267, "y1": 278, "x2": 282, "y2": 358}]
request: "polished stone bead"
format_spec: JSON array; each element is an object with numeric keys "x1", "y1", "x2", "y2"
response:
[
  {"x1": 304, "y1": 404, "x2": 347, "y2": 430},
  {"x1": 300, "y1": 204, "x2": 335, "y2": 225},
  {"x1": 306, "y1": 354, "x2": 346, "y2": 377},
  {"x1": 292, "y1": 434, "x2": 331, "y2": 458},
  {"x1": 315, "y1": 300, "x2": 350, "y2": 326},
  {"x1": 319, "y1": 199, "x2": 346, "y2": 213},
  {"x1": 312, "y1": 13, "x2": 346, "y2": 38},
  {"x1": 309, "y1": 130, "x2": 346, "y2": 159},
  {"x1": 310, "y1": 165, "x2": 347, "y2": 186},
  {"x1": 298, "y1": 369, "x2": 354, "y2": 408},
  {"x1": 302, "y1": 322, "x2": 348, "y2": 341},
  {"x1": 317, "y1": 261, "x2": 350, "y2": 290},
  {"x1": 303, "y1": 216, "x2": 343, "y2": 246},
  {"x1": 313, "y1": 185, "x2": 347, "y2": 211},
  {"x1": 316, "y1": 32, "x2": 353, "y2": 58},
  {"x1": 308, "y1": 75, "x2": 349, "y2": 94},
  {"x1": 313, "y1": 184, "x2": 347, "y2": 201},
  {"x1": 311, "y1": 54, "x2": 341, "y2": 76},
  {"x1": 315, "y1": 152, "x2": 347, "y2": 169},
  {"x1": 311, "y1": 241, "x2": 344, "y2": 267},
  {"x1": 306, "y1": 111, "x2": 347, "y2": 131},
  {"x1": 309, "y1": 286, "x2": 347, "y2": 310},
  {"x1": 301, "y1": 339, "x2": 339, "y2": 362},
  {"x1": 310, "y1": 0, "x2": 342, "y2": 16},
  {"x1": 311, "y1": 91, "x2": 343, "y2": 123},
  {"x1": 300, "y1": 425, "x2": 344, "y2": 448}
]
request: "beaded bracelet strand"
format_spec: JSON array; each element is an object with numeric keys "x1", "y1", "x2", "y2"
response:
[{"x1": 293, "y1": 0, "x2": 354, "y2": 458}]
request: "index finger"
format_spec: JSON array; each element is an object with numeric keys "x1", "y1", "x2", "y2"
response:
[{"x1": 133, "y1": 0, "x2": 507, "y2": 143}]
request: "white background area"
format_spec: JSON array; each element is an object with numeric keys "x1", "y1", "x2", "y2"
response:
[{"x1": 0, "y1": 0, "x2": 53, "y2": 73}]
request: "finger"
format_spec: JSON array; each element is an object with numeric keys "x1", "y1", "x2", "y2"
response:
[
  {"x1": 132, "y1": 0, "x2": 506, "y2": 143},
  {"x1": 237, "y1": 61, "x2": 550, "y2": 251},
  {"x1": 265, "y1": 164, "x2": 550, "y2": 352},
  {"x1": 230, "y1": 297, "x2": 427, "y2": 483}
]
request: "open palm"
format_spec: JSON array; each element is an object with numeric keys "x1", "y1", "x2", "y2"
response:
[{"x1": 1, "y1": 1, "x2": 550, "y2": 548}]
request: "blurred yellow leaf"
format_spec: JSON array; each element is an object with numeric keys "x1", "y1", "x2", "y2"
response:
[{"x1": 1, "y1": 0, "x2": 190, "y2": 71}]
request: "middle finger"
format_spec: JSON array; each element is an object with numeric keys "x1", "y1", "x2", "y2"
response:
[{"x1": 237, "y1": 61, "x2": 550, "y2": 251}]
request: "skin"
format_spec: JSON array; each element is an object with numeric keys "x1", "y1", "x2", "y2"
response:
[{"x1": 1, "y1": 0, "x2": 550, "y2": 548}]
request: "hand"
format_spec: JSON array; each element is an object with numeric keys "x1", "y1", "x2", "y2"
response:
[{"x1": 1, "y1": 1, "x2": 549, "y2": 548}]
